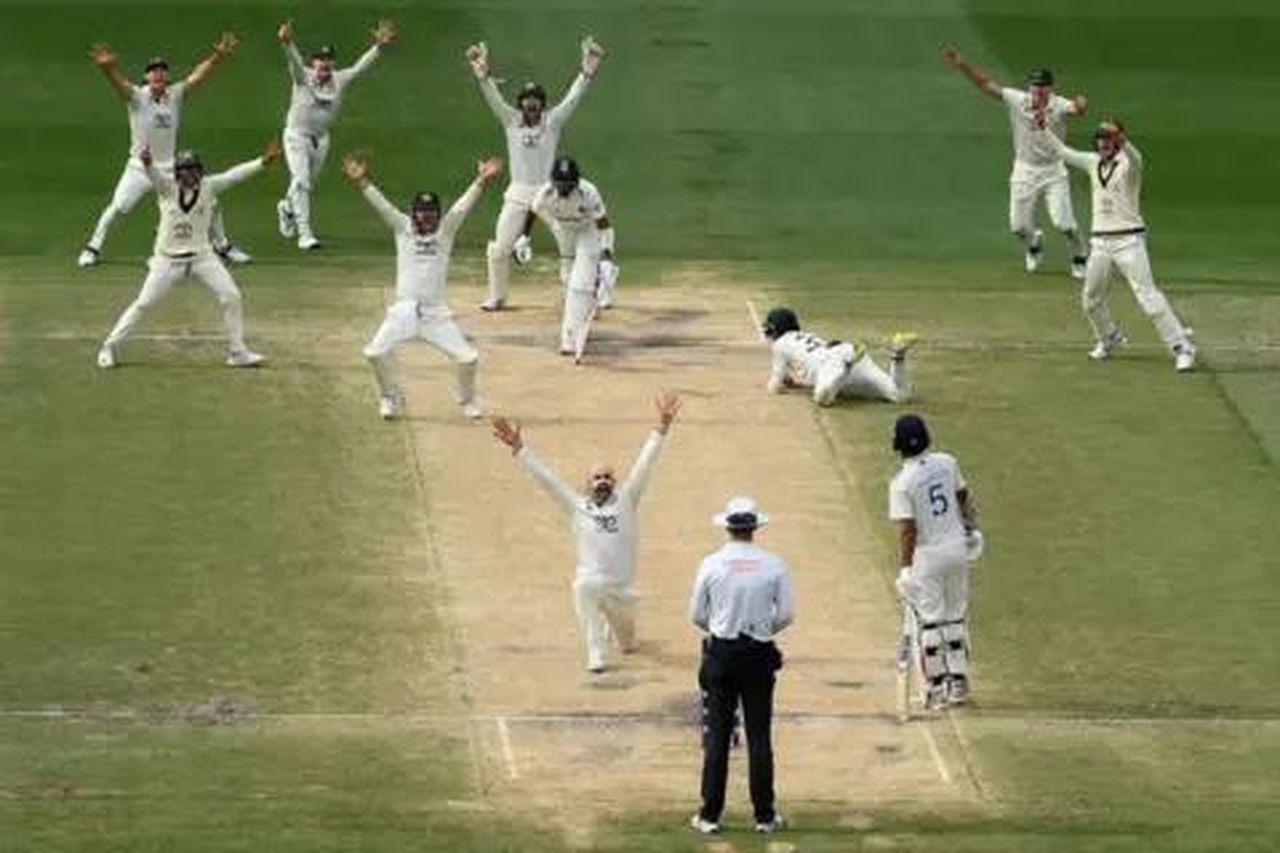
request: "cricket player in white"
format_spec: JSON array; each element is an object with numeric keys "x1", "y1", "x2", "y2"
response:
[
  {"x1": 889, "y1": 414, "x2": 982, "y2": 710},
  {"x1": 275, "y1": 18, "x2": 397, "y2": 251},
  {"x1": 941, "y1": 46, "x2": 1089, "y2": 279},
  {"x1": 96, "y1": 140, "x2": 283, "y2": 369},
  {"x1": 490, "y1": 393, "x2": 680, "y2": 673},
  {"x1": 79, "y1": 37, "x2": 251, "y2": 268},
  {"x1": 760, "y1": 307, "x2": 916, "y2": 406},
  {"x1": 530, "y1": 156, "x2": 618, "y2": 361},
  {"x1": 465, "y1": 36, "x2": 606, "y2": 311},
  {"x1": 1040, "y1": 119, "x2": 1197, "y2": 372},
  {"x1": 341, "y1": 151, "x2": 503, "y2": 421}
]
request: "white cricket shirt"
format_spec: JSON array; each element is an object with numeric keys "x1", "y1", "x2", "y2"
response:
[
  {"x1": 127, "y1": 83, "x2": 186, "y2": 166},
  {"x1": 532, "y1": 178, "x2": 607, "y2": 237},
  {"x1": 767, "y1": 331, "x2": 865, "y2": 392},
  {"x1": 361, "y1": 182, "x2": 481, "y2": 306},
  {"x1": 1001, "y1": 87, "x2": 1073, "y2": 179},
  {"x1": 283, "y1": 43, "x2": 381, "y2": 137},
  {"x1": 517, "y1": 431, "x2": 665, "y2": 584},
  {"x1": 145, "y1": 158, "x2": 264, "y2": 258},
  {"x1": 1047, "y1": 134, "x2": 1147, "y2": 234},
  {"x1": 479, "y1": 73, "x2": 590, "y2": 190},
  {"x1": 688, "y1": 541, "x2": 794, "y2": 642},
  {"x1": 888, "y1": 451, "x2": 968, "y2": 550}
]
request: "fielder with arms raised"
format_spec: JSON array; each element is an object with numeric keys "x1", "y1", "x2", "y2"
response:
[
  {"x1": 275, "y1": 18, "x2": 397, "y2": 251},
  {"x1": 96, "y1": 140, "x2": 282, "y2": 369},
  {"x1": 466, "y1": 36, "x2": 605, "y2": 311},
  {"x1": 1039, "y1": 118, "x2": 1197, "y2": 372},
  {"x1": 490, "y1": 393, "x2": 680, "y2": 673},
  {"x1": 889, "y1": 414, "x2": 982, "y2": 712},
  {"x1": 941, "y1": 45, "x2": 1090, "y2": 279},
  {"x1": 342, "y1": 151, "x2": 503, "y2": 421}
]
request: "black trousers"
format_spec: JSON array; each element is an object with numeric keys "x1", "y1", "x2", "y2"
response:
[{"x1": 697, "y1": 635, "x2": 783, "y2": 823}]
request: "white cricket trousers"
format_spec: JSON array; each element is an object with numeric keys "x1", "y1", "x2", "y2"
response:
[
  {"x1": 896, "y1": 540, "x2": 970, "y2": 684},
  {"x1": 362, "y1": 300, "x2": 479, "y2": 405},
  {"x1": 813, "y1": 345, "x2": 910, "y2": 406},
  {"x1": 573, "y1": 574, "x2": 638, "y2": 670},
  {"x1": 88, "y1": 160, "x2": 231, "y2": 252},
  {"x1": 104, "y1": 255, "x2": 248, "y2": 353},
  {"x1": 554, "y1": 225, "x2": 603, "y2": 354},
  {"x1": 1009, "y1": 171, "x2": 1079, "y2": 238},
  {"x1": 1082, "y1": 233, "x2": 1190, "y2": 351},
  {"x1": 283, "y1": 130, "x2": 330, "y2": 241},
  {"x1": 484, "y1": 183, "x2": 548, "y2": 303}
]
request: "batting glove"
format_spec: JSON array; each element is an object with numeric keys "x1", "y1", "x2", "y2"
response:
[{"x1": 512, "y1": 234, "x2": 533, "y2": 265}]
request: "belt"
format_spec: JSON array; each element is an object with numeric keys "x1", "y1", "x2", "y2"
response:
[
  {"x1": 708, "y1": 634, "x2": 774, "y2": 647},
  {"x1": 1091, "y1": 227, "x2": 1146, "y2": 238},
  {"x1": 163, "y1": 252, "x2": 198, "y2": 260}
]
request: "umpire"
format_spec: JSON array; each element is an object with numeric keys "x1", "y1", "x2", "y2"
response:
[{"x1": 688, "y1": 496, "x2": 794, "y2": 835}]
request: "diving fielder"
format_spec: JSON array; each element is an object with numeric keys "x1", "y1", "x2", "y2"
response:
[
  {"x1": 760, "y1": 307, "x2": 916, "y2": 406},
  {"x1": 276, "y1": 18, "x2": 397, "y2": 251},
  {"x1": 530, "y1": 156, "x2": 618, "y2": 361},
  {"x1": 490, "y1": 392, "x2": 680, "y2": 673},
  {"x1": 96, "y1": 140, "x2": 282, "y2": 369},
  {"x1": 941, "y1": 45, "x2": 1089, "y2": 279},
  {"x1": 1040, "y1": 119, "x2": 1197, "y2": 372},
  {"x1": 465, "y1": 36, "x2": 605, "y2": 311},
  {"x1": 889, "y1": 414, "x2": 983, "y2": 711},
  {"x1": 341, "y1": 151, "x2": 503, "y2": 421},
  {"x1": 79, "y1": 37, "x2": 251, "y2": 268}
]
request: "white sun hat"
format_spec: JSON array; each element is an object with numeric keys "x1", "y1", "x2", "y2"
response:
[{"x1": 712, "y1": 495, "x2": 769, "y2": 530}]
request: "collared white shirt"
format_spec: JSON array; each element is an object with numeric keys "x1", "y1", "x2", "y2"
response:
[
  {"x1": 145, "y1": 158, "x2": 263, "y2": 258},
  {"x1": 1046, "y1": 134, "x2": 1147, "y2": 234},
  {"x1": 767, "y1": 330, "x2": 865, "y2": 392},
  {"x1": 479, "y1": 73, "x2": 590, "y2": 188},
  {"x1": 360, "y1": 182, "x2": 481, "y2": 306},
  {"x1": 127, "y1": 83, "x2": 186, "y2": 166},
  {"x1": 283, "y1": 44, "x2": 381, "y2": 137},
  {"x1": 888, "y1": 451, "x2": 968, "y2": 550},
  {"x1": 689, "y1": 541, "x2": 794, "y2": 642},
  {"x1": 1000, "y1": 86, "x2": 1073, "y2": 178}
]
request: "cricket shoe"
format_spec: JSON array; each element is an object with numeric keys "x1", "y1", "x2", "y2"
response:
[
  {"x1": 226, "y1": 349, "x2": 266, "y2": 368},
  {"x1": 1070, "y1": 254, "x2": 1088, "y2": 280},
  {"x1": 96, "y1": 344, "x2": 117, "y2": 369},
  {"x1": 1088, "y1": 329, "x2": 1127, "y2": 361},
  {"x1": 276, "y1": 200, "x2": 297, "y2": 238},
  {"x1": 379, "y1": 395, "x2": 404, "y2": 421},
  {"x1": 297, "y1": 235, "x2": 322, "y2": 251},
  {"x1": 947, "y1": 676, "x2": 971, "y2": 706},
  {"x1": 923, "y1": 683, "x2": 949, "y2": 712},
  {"x1": 888, "y1": 331, "x2": 919, "y2": 360},
  {"x1": 477, "y1": 297, "x2": 505, "y2": 312},
  {"x1": 755, "y1": 813, "x2": 786, "y2": 834},
  {"x1": 1024, "y1": 229, "x2": 1044, "y2": 273},
  {"x1": 216, "y1": 244, "x2": 253, "y2": 265},
  {"x1": 1174, "y1": 343, "x2": 1197, "y2": 373},
  {"x1": 689, "y1": 815, "x2": 720, "y2": 834},
  {"x1": 78, "y1": 247, "x2": 101, "y2": 268},
  {"x1": 460, "y1": 400, "x2": 483, "y2": 420}
]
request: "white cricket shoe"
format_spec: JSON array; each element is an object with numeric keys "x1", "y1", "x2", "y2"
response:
[
  {"x1": 888, "y1": 330, "x2": 919, "y2": 360},
  {"x1": 1024, "y1": 229, "x2": 1044, "y2": 273},
  {"x1": 226, "y1": 349, "x2": 266, "y2": 368},
  {"x1": 689, "y1": 815, "x2": 720, "y2": 835},
  {"x1": 948, "y1": 676, "x2": 971, "y2": 706},
  {"x1": 1070, "y1": 255, "x2": 1088, "y2": 280},
  {"x1": 923, "y1": 683, "x2": 949, "y2": 712},
  {"x1": 379, "y1": 395, "x2": 403, "y2": 421},
  {"x1": 1174, "y1": 344, "x2": 1197, "y2": 373},
  {"x1": 297, "y1": 235, "x2": 321, "y2": 251},
  {"x1": 755, "y1": 813, "x2": 786, "y2": 834},
  {"x1": 96, "y1": 344, "x2": 117, "y2": 369},
  {"x1": 477, "y1": 297, "x2": 505, "y2": 312},
  {"x1": 217, "y1": 244, "x2": 253, "y2": 265},
  {"x1": 460, "y1": 400, "x2": 483, "y2": 420},
  {"x1": 276, "y1": 200, "x2": 297, "y2": 238},
  {"x1": 78, "y1": 247, "x2": 101, "y2": 268},
  {"x1": 1089, "y1": 329, "x2": 1128, "y2": 361}
]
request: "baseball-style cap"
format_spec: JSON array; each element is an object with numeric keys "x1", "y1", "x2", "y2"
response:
[
  {"x1": 144, "y1": 56, "x2": 169, "y2": 72},
  {"x1": 713, "y1": 496, "x2": 769, "y2": 530},
  {"x1": 1026, "y1": 67, "x2": 1054, "y2": 87},
  {"x1": 311, "y1": 45, "x2": 337, "y2": 61}
]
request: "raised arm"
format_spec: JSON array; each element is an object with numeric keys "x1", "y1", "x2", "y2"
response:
[
  {"x1": 440, "y1": 156, "x2": 503, "y2": 237},
  {"x1": 491, "y1": 417, "x2": 581, "y2": 513},
  {"x1": 138, "y1": 148, "x2": 171, "y2": 197},
  {"x1": 1106, "y1": 119, "x2": 1142, "y2": 170},
  {"x1": 206, "y1": 138, "x2": 282, "y2": 193},
  {"x1": 546, "y1": 36, "x2": 604, "y2": 128},
  {"x1": 88, "y1": 43, "x2": 133, "y2": 102},
  {"x1": 1039, "y1": 126, "x2": 1094, "y2": 171},
  {"x1": 466, "y1": 42, "x2": 520, "y2": 124},
  {"x1": 184, "y1": 32, "x2": 237, "y2": 91},
  {"x1": 340, "y1": 151, "x2": 409, "y2": 230},
  {"x1": 277, "y1": 20, "x2": 307, "y2": 83},
  {"x1": 622, "y1": 392, "x2": 679, "y2": 504},
  {"x1": 341, "y1": 22, "x2": 395, "y2": 83},
  {"x1": 940, "y1": 44, "x2": 1002, "y2": 99}
]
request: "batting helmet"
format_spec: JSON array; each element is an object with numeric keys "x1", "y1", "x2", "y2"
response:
[
  {"x1": 518, "y1": 82, "x2": 547, "y2": 105},
  {"x1": 411, "y1": 191, "x2": 441, "y2": 213},
  {"x1": 1026, "y1": 67, "x2": 1054, "y2": 87},
  {"x1": 762, "y1": 307, "x2": 800, "y2": 340},
  {"x1": 173, "y1": 150, "x2": 203, "y2": 174},
  {"x1": 892, "y1": 414, "x2": 931, "y2": 458},
  {"x1": 144, "y1": 56, "x2": 170, "y2": 73},
  {"x1": 551, "y1": 156, "x2": 580, "y2": 195}
]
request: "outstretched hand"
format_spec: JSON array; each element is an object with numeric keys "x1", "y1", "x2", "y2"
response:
[
  {"x1": 476, "y1": 156, "x2": 503, "y2": 183},
  {"x1": 341, "y1": 151, "x2": 371, "y2": 185},
  {"x1": 89, "y1": 43, "x2": 117, "y2": 67},
  {"x1": 213, "y1": 32, "x2": 239, "y2": 57},
  {"x1": 581, "y1": 35, "x2": 605, "y2": 76},
  {"x1": 262, "y1": 138, "x2": 284, "y2": 164},
  {"x1": 655, "y1": 391, "x2": 681, "y2": 434},
  {"x1": 371, "y1": 19, "x2": 398, "y2": 46},
  {"x1": 940, "y1": 43, "x2": 963, "y2": 67},
  {"x1": 490, "y1": 416, "x2": 523, "y2": 453},
  {"x1": 465, "y1": 42, "x2": 489, "y2": 77},
  {"x1": 277, "y1": 20, "x2": 293, "y2": 44}
]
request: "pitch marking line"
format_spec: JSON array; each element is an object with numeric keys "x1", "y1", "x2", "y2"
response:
[
  {"x1": 920, "y1": 724, "x2": 952, "y2": 784},
  {"x1": 496, "y1": 716, "x2": 520, "y2": 781},
  {"x1": 745, "y1": 299, "x2": 766, "y2": 342}
]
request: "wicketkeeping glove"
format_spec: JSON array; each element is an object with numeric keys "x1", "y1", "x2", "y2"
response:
[{"x1": 512, "y1": 234, "x2": 533, "y2": 265}]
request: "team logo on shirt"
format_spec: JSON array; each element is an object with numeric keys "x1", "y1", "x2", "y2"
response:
[
  {"x1": 413, "y1": 238, "x2": 439, "y2": 256},
  {"x1": 593, "y1": 513, "x2": 619, "y2": 534},
  {"x1": 154, "y1": 113, "x2": 172, "y2": 129},
  {"x1": 520, "y1": 131, "x2": 542, "y2": 147}
]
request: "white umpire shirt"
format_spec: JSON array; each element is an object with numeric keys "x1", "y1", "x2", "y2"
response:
[{"x1": 689, "y1": 542, "x2": 795, "y2": 642}]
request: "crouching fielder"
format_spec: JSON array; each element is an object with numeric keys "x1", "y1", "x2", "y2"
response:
[
  {"x1": 97, "y1": 140, "x2": 281, "y2": 369},
  {"x1": 760, "y1": 307, "x2": 916, "y2": 406},
  {"x1": 1040, "y1": 119, "x2": 1196, "y2": 372},
  {"x1": 889, "y1": 414, "x2": 982, "y2": 713},
  {"x1": 531, "y1": 156, "x2": 617, "y2": 361},
  {"x1": 342, "y1": 152, "x2": 503, "y2": 420},
  {"x1": 491, "y1": 392, "x2": 680, "y2": 672}
]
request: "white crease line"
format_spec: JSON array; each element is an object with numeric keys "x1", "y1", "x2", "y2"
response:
[
  {"x1": 496, "y1": 716, "x2": 519, "y2": 780},
  {"x1": 920, "y1": 723, "x2": 952, "y2": 785},
  {"x1": 745, "y1": 299, "x2": 766, "y2": 342}
]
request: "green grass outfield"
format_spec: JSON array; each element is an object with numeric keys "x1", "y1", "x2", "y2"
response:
[{"x1": 2, "y1": 0, "x2": 1279, "y2": 849}]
